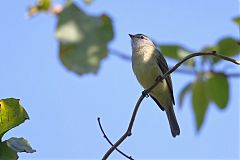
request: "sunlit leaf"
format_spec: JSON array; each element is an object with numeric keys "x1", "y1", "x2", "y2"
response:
[
  {"x1": 233, "y1": 17, "x2": 240, "y2": 25},
  {"x1": 28, "y1": 0, "x2": 51, "y2": 16},
  {"x1": 159, "y1": 45, "x2": 195, "y2": 66},
  {"x1": 56, "y1": 1, "x2": 113, "y2": 75},
  {"x1": 0, "y1": 98, "x2": 29, "y2": 139},
  {"x1": 6, "y1": 137, "x2": 36, "y2": 153},
  {"x1": 179, "y1": 82, "x2": 192, "y2": 108},
  {"x1": 192, "y1": 79, "x2": 209, "y2": 131},
  {"x1": 207, "y1": 72, "x2": 229, "y2": 109},
  {"x1": 0, "y1": 141, "x2": 18, "y2": 160}
]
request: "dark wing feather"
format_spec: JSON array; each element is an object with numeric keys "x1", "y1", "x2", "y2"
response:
[
  {"x1": 150, "y1": 95, "x2": 165, "y2": 111},
  {"x1": 155, "y1": 49, "x2": 175, "y2": 105}
]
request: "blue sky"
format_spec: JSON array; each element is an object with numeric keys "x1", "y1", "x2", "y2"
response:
[{"x1": 0, "y1": 0, "x2": 239, "y2": 159}]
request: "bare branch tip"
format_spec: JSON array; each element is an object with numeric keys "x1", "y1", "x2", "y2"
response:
[{"x1": 98, "y1": 116, "x2": 133, "y2": 159}]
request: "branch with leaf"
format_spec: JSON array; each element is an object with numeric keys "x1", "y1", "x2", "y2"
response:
[
  {"x1": 0, "y1": 98, "x2": 36, "y2": 160},
  {"x1": 27, "y1": 0, "x2": 240, "y2": 159},
  {"x1": 100, "y1": 51, "x2": 240, "y2": 160},
  {"x1": 38, "y1": 1, "x2": 239, "y2": 130}
]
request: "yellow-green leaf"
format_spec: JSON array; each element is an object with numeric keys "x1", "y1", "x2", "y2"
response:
[
  {"x1": 192, "y1": 79, "x2": 209, "y2": 130},
  {"x1": 56, "y1": 1, "x2": 113, "y2": 75},
  {"x1": 28, "y1": 0, "x2": 51, "y2": 16},
  {"x1": 0, "y1": 137, "x2": 35, "y2": 160},
  {"x1": 0, "y1": 141, "x2": 18, "y2": 160},
  {"x1": 159, "y1": 45, "x2": 195, "y2": 66},
  {"x1": 37, "y1": 0, "x2": 51, "y2": 10},
  {"x1": 207, "y1": 73, "x2": 229, "y2": 109},
  {"x1": 233, "y1": 17, "x2": 240, "y2": 25},
  {"x1": 0, "y1": 98, "x2": 29, "y2": 139}
]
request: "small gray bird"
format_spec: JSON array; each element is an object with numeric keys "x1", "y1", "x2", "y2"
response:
[{"x1": 129, "y1": 33, "x2": 180, "y2": 137}]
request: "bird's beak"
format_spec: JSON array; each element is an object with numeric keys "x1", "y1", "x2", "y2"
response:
[{"x1": 129, "y1": 34, "x2": 134, "y2": 39}]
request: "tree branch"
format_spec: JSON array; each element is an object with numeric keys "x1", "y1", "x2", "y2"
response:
[
  {"x1": 102, "y1": 93, "x2": 145, "y2": 160},
  {"x1": 110, "y1": 48, "x2": 131, "y2": 61},
  {"x1": 110, "y1": 49, "x2": 240, "y2": 77},
  {"x1": 97, "y1": 117, "x2": 134, "y2": 160},
  {"x1": 102, "y1": 51, "x2": 240, "y2": 160}
]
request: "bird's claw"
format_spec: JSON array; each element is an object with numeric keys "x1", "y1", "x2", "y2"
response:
[
  {"x1": 142, "y1": 90, "x2": 149, "y2": 98},
  {"x1": 155, "y1": 75, "x2": 163, "y2": 82}
]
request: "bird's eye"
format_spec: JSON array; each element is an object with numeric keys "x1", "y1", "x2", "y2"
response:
[{"x1": 140, "y1": 36, "x2": 144, "y2": 39}]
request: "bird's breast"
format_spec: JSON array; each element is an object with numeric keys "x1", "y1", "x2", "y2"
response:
[
  {"x1": 132, "y1": 47, "x2": 167, "y2": 91},
  {"x1": 131, "y1": 46, "x2": 172, "y2": 109}
]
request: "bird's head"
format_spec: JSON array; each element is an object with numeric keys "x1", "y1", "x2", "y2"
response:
[{"x1": 129, "y1": 34, "x2": 155, "y2": 50}]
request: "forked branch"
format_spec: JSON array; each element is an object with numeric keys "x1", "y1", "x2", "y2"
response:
[{"x1": 102, "y1": 51, "x2": 240, "y2": 160}]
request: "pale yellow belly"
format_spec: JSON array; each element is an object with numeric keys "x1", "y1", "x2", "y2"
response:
[{"x1": 132, "y1": 60, "x2": 172, "y2": 109}]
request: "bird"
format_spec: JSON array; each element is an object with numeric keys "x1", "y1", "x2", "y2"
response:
[{"x1": 129, "y1": 33, "x2": 180, "y2": 137}]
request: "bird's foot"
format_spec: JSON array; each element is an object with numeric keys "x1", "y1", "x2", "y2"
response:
[
  {"x1": 155, "y1": 75, "x2": 163, "y2": 82},
  {"x1": 142, "y1": 90, "x2": 149, "y2": 98}
]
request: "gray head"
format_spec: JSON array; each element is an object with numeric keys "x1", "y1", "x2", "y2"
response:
[{"x1": 129, "y1": 34, "x2": 155, "y2": 50}]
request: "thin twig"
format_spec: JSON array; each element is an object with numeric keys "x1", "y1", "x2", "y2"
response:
[
  {"x1": 110, "y1": 48, "x2": 131, "y2": 61},
  {"x1": 224, "y1": 72, "x2": 240, "y2": 77},
  {"x1": 110, "y1": 49, "x2": 240, "y2": 77},
  {"x1": 146, "y1": 51, "x2": 240, "y2": 94},
  {"x1": 173, "y1": 68, "x2": 197, "y2": 75},
  {"x1": 102, "y1": 94, "x2": 145, "y2": 160},
  {"x1": 97, "y1": 117, "x2": 134, "y2": 160},
  {"x1": 102, "y1": 51, "x2": 240, "y2": 160}
]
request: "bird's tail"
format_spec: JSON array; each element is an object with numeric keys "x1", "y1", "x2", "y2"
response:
[{"x1": 166, "y1": 107, "x2": 180, "y2": 137}]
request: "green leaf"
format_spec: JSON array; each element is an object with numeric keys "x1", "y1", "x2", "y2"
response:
[
  {"x1": 0, "y1": 98, "x2": 29, "y2": 139},
  {"x1": 201, "y1": 37, "x2": 240, "y2": 63},
  {"x1": 37, "y1": 0, "x2": 51, "y2": 10},
  {"x1": 192, "y1": 79, "x2": 209, "y2": 131},
  {"x1": 6, "y1": 137, "x2": 36, "y2": 153},
  {"x1": 207, "y1": 72, "x2": 229, "y2": 109},
  {"x1": 56, "y1": 1, "x2": 113, "y2": 75},
  {"x1": 0, "y1": 141, "x2": 18, "y2": 160},
  {"x1": 217, "y1": 37, "x2": 240, "y2": 57},
  {"x1": 179, "y1": 82, "x2": 192, "y2": 108},
  {"x1": 0, "y1": 138, "x2": 35, "y2": 160},
  {"x1": 159, "y1": 45, "x2": 195, "y2": 66},
  {"x1": 233, "y1": 17, "x2": 240, "y2": 25},
  {"x1": 28, "y1": 0, "x2": 52, "y2": 16},
  {"x1": 83, "y1": 0, "x2": 93, "y2": 5},
  {"x1": 201, "y1": 46, "x2": 218, "y2": 53}
]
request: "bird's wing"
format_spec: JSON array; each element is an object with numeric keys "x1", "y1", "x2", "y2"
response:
[{"x1": 155, "y1": 49, "x2": 175, "y2": 105}]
